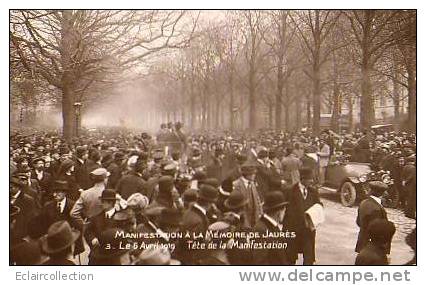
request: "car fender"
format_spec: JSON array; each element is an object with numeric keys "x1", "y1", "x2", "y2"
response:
[{"x1": 346, "y1": 176, "x2": 360, "y2": 184}]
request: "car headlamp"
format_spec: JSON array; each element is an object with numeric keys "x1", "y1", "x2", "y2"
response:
[{"x1": 359, "y1": 174, "x2": 367, "y2": 183}]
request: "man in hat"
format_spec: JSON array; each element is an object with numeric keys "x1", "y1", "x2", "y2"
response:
[
  {"x1": 41, "y1": 180, "x2": 76, "y2": 233},
  {"x1": 355, "y1": 181, "x2": 389, "y2": 254},
  {"x1": 206, "y1": 148, "x2": 227, "y2": 183},
  {"x1": 180, "y1": 184, "x2": 219, "y2": 264},
  {"x1": 113, "y1": 209, "x2": 137, "y2": 233},
  {"x1": 107, "y1": 151, "x2": 126, "y2": 189},
  {"x1": 30, "y1": 157, "x2": 52, "y2": 201},
  {"x1": 355, "y1": 219, "x2": 396, "y2": 265},
  {"x1": 223, "y1": 191, "x2": 249, "y2": 228},
  {"x1": 252, "y1": 191, "x2": 290, "y2": 265},
  {"x1": 286, "y1": 167, "x2": 322, "y2": 265},
  {"x1": 16, "y1": 167, "x2": 41, "y2": 204},
  {"x1": 86, "y1": 189, "x2": 120, "y2": 248},
  {"x1": 70, "y1": 168, "x2": 110, "y2": 233},
  {"x1": 231, "y1": 160, "x2": 263, "y2": 228},
  {"x1": 10, "y1": 177, "x2": 38, "y2": 240},
  {"x1": 115, "y1": 158, "x2": 147, "y2": 200},
  {"x1": 281, "y1": 147, "x2": 302, "y2": 185},
  {"x1": 89, "y1": 228, "x2": 132, "y2": 265},
  {"x1": 221, "y1": 153, "x2": 247, "y2": 193},
  {"x1": 73, "y1": 146, "x2": 91, "y2": 190},
  {"x1": 148, "y1": 176, "x2": 180, "y2": 209},
  {"x1": 41, "y1": 221, "x2": 80, "y2": 265}
]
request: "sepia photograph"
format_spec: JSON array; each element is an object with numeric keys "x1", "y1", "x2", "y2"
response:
[{"x1": 9, "y1": 9, "x2": 416, "y2": 267}]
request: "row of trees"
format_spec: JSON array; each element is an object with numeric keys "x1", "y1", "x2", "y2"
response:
[
  {"x1": 10, "y1": 10, "x2": 416, "y2": 140},
  {"x1": 147, "y1": 10, "x2": 416, "y2": 133}
]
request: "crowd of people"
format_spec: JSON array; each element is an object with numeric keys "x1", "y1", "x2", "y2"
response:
[{"x1": 9, "y1": 123, "x2": 416, "y2": 265}]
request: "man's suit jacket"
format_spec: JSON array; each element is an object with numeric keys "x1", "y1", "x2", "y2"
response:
[
  {"x1": 255, "y1": 161, "x2": 283, "y2": 199},
  {"x1": 355, "y1": 196, "x2": 388, "y2": 253},
  {"x1": 42, "y1": 258, "x2": 75, "y2": 265},
  {"x1": 107, "y1": 161, "x2": 124, "y2": 189},
  {"x1": 86, "y1": 211, "x2": 116, "y2": 244},
  {"x1": 285, "y1": 183, "x2": 321, "y2": 262},
  {"x1": 74, "y1": 159, "x2": 92, "y2": 190},
  {"x1": 252, "y1": 214, "x2": 290, "y2": 265},
  {"x1": 355, "y1": 242, "x2": 388, "y2": 265},
  {"x1": 182, "y1": 204, "x2": 210, "y2": 235},
  {"x1": 231, "y1": 177, "x2": 263, "y2": 228},
  {"x1": 41, "y1": 198, "x2": 76, "y2": 232},
  {"x1": 30, "y1": 170, "x2": 52, "y2": 192},
  {"x1": 11, "y1": 192, "x2": 38, "y2": 240},
  {"x1": 281, "y1": 154, "x2": 302, "y2": 185},
  {"x1": 70, "y1": 184, "x2": 105, "y2": 230}
]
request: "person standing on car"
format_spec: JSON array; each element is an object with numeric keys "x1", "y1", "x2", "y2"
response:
[
  {"x1": 317, "y1": 139, "x2": 330, "y2": 186},
  {"x1": 355, "y1": 181, "x2": 390, "y2": 254}
]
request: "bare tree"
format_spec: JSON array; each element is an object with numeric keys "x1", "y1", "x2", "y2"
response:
[
  {"x1": 290, "y1": 10, "x2": 343, "y2": 134},
  {"x1": 10, "y1": 10, "x2": 198, "y2": 140}
]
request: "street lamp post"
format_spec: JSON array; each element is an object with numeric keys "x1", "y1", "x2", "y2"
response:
[{"x1": 74, "y1": 102, "x2": 82, "y2": 137}]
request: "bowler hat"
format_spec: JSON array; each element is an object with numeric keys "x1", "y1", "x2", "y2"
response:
[
  {"x1": 263, "y1": 191, "x2": 289, "y2": 211},
  {"x1": 41, "y1": 221, "x2": 80, "y2": 254},
  {"x1": 224, "y1": 192, "x2": 248, "y2": 210},
  {"x1": 158, "y1": 176, "x2": 174, "y2": 194},
  {"x1": 32, "y1": 157, "x2": 45, "y2": 165},
  {"x1": 52, "y1": 180, "x2": 69, "y2": 192},
  {"x1": 241, "y1": 160, "x2": 257, "y2": 175},
  {"x1": 203, "y1": 178, "x2": 220, "y2": 189},
  {"x1": 99, "y1": 189, "x2": 119, "y2": 201},
  {"x1": 75, "y1": 146, "x2": 88, "y2": 157},
  {"x1": 183, "y1": 189, "x2": 198, "y2": 203},
  {"x1": 198, "y1": 185, "x2": 219, "y2": 203}
]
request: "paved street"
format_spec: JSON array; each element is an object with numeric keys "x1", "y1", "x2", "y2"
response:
[{"x1": 314, "y1": 189, "x2": 416, "y2": 265}]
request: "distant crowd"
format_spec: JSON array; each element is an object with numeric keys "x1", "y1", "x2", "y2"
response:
[{"x1": 9, "y1": 123, "x2": 416, "y2": 265}]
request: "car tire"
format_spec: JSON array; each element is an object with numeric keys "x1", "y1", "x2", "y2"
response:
[{"x1": 340, "y1": 181, "x2": 357, "y2": 207}]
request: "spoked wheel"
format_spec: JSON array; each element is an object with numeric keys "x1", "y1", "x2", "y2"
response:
[{"x1": 340, "y1": 181, "x2": 357, "y2": 207}]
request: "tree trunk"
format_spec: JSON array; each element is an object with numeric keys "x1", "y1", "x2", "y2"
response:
[
  {"x1": 229, "y1": 69, "x2": 235, "y2": 131},
  {"x1": 215, "y1": 98, "x2": 220, "y2": 129},
  {"x1": 275, "y1": 57, "x2": 283, "y2": 130},
  {"x1": 392, "y1": 75, "x2": 400, "y2": 124},
  {"x1": 312, "y1": 62, "x2": 321, "y2": 134},
  {"x1": 306, "y1": 93, "x2": 312, "y2": 128},
  {"x1": 248, "y1": 63, "x2": 256, "y2": 131},
  {"x1": 60, "y1": 11, "x2": 76, "y2": 141},
  {"x1": 331, "y1": 81, "x2": 340, "y2": 132},
  {"x1": 348, "y1": 97, "x2": 354, "y2": 131},
  {"x1": 360, "y1": 63, "x2": 375, "y2": 129},
  {"x1": 268, "y1": 102, "x2": 274, "y2": 129},
  {"x1": 295, "y1": 92, "x2": 301, "y2": 130},
  {"x1": 407, "y1": 65, "x2": 416, "y2": 132}
]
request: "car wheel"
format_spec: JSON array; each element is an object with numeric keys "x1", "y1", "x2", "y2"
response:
[{"x1": 340, "y1": 181, "x2": 357, "y2": 207}]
